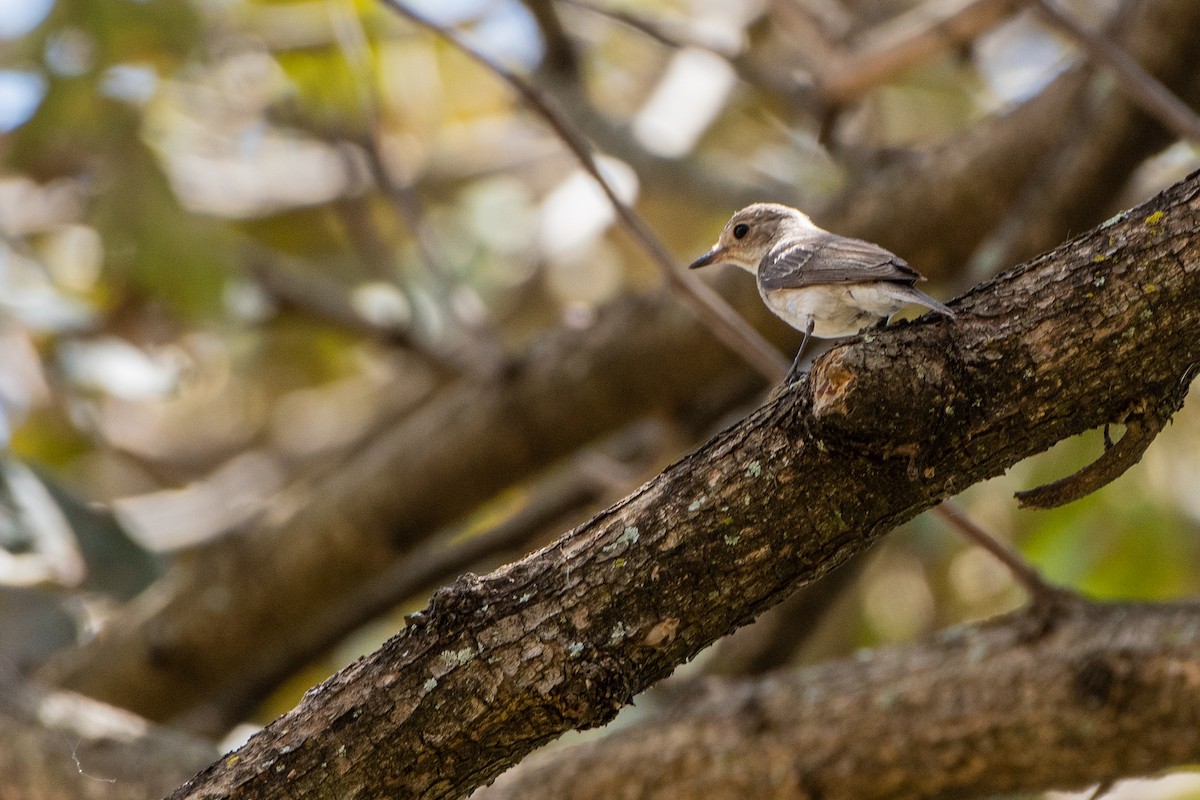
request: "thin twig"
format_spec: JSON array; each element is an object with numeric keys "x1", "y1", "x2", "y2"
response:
[
  {"x1": 561, "y1": 0, "x2": 819, "y2": 119},
  {"x1": 560, "y1": 0, "x2": 717, "y2": 52},
  {"x1": 1031, "y1": 0, "x2": 1200, "y2": 142},
  {"x1": 519, "y1": 0, "x2": 580, "y2": 77},
  {"x1": 248, "y1": 252, "x2": 464, "y2": 375},
  {"x1": 933, "y1": 502, "x2": 1066, "y2": 604},
  {"x1": 379, "y1": 0, "x2": 789, "y2": 381},
  {"x1": 327, "y1": 0, "x2": 507, "y2": 369},
  {"x1": 558, "y1": 0, "x2": 744, "y2": 65}
]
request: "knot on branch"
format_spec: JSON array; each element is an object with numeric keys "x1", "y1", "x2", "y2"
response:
[
  {"x1": 1073, "y1": 650, "x2": 1139, "y2": 712},
  {"x1": 405, "y1": 572, "x2": 487, "y2": 630}
]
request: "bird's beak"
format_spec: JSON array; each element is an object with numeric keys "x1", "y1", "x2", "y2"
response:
[{"x1": 688, "y1": 246, "x2": 724, "y2": 270}]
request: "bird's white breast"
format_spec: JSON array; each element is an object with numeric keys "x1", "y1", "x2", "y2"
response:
[{"x1": 759, "y1": 283, "x2": 912, "y2": 338}]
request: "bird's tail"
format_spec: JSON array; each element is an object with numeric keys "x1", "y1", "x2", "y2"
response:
[{"x1": 889, "y1": 284, "x2": 956, "y2": 319}]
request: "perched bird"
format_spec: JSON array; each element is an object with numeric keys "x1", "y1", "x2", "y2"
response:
[{"x1": 689, "y1": 203, "x2": 955, "y2": 380}]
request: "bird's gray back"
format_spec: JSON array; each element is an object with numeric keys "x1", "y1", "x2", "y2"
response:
[{"x1": 757, "y1": 231, "x2": 923, "y2": 291}]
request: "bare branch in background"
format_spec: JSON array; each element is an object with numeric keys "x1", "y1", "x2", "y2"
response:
[
  {"x1": 325, "y1": 0, "x2": 508, "y2": 369},
  {"x1": 934, "y1": 500, "x2": 1068, "y2": 603},
  {"x1": 1031, "y1": 0, "x2": 1200, "y2": 142},
  {"x1": 960, "y1": 0, "x2": 1200, "y2": 283},
  {"x1": 817, "y1": 0, "x2": 1025, "y2": 104},
  {"x1": 247, "y1": 253, "x2": 462, "y2": 369},
  {"x1": 356, "y1": 140, "x2": 511, "y2": 371},
  {"x1": 380, "y1": 0, "x2": 791, "y2": 381},
  {"x1": 560, "y1": 0, "x2": 819, "y2": 118}
]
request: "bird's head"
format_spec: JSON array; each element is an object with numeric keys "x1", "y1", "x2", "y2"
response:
[{"x1": 688, "y1": 203, "x2": 816, "y2": 273}]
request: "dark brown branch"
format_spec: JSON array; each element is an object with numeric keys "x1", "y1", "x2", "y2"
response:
[
  {"x1": 40, "y1": 0, "x2": 1200, "y2": 734},
  {"x1": 167, "y1": 169, "x2": 1200, "y2": 800},
  {"x1": 475, "y1": 600, "x2": 1200, "y2": 800},
  {"x1": 174, "y1": 421, "x2": 668, "y2": 733},
  {"x1": 520, "y1": 0, "x2": 579, "y2": 77}
]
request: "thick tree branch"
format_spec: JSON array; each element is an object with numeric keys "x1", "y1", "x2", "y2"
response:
[
  {"x1": 961, "y1": 0, "x2": 1200, "y2": 279},
  {"x1": 40, "y1": 0, "x2": 1200, "y2": 730},
  {"x1": 475, "y1": 600, "x2": 1200, "y2": 800},
  {"x1": 168, "y1": 171, "x2": 1200, "y2": 799},
  {"x1": 175, "y1": 422, "x2": 669, "y2": 733}
]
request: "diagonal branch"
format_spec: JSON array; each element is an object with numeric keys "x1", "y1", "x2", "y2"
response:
[
  {"x1": 41, "y1": 0, "x2": 1200, "y2": 737},
  {"x1": 475, "y1": 600, "x2": 1200, "y2": 800},
  {"x1": 379, "y1": 0, "x2": 789, "y2": 381},
  {"x1": 167, "y1": 168, "x2": 1200, "y2": 800}
]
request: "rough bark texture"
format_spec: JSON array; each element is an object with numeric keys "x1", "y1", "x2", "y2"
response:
[
  {"x1": 40, "y1": 0, "x2": 1200, "y2": 732},
  {"x1": 166, "y1": 172, "x2": 1200, "y2": 800},
  {"x1": 38, "y1": 277, "x2": 776, "y2": 727},
  {"x1": 474, "y1": 600, "x2": 1200, "y2": 800}
]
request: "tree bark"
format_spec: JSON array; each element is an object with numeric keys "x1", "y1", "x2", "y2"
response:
[
  {"x1": 37, "y1": 276, "x2": 776, "y2": 729},
  {"x1": 166, "y1": 171, "x2": 1200, "y2": 799},
  {"x1": 41, "y1": 0, "x2": 1200, "y2": 731},
  {"x1": 474, "y1": 600, "x2": 1200, "y2": 800}
]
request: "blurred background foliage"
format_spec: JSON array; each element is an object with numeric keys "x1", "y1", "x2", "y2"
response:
[{"x1": 2, "y1": 0, "x2": 1200, "y2": 795}]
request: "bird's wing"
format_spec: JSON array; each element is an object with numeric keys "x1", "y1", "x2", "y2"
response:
[{"x1": 757, "y1": 232, "x2": 922, "y2": 290}]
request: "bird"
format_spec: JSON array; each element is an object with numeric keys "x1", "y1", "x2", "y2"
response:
[{"x1": 688, "y1": 203, "x2": 955, "y2": 381}]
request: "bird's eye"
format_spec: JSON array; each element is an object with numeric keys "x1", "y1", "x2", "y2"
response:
[{"x1": 733, "y1": 223, "x2": 750, "y2": 239}]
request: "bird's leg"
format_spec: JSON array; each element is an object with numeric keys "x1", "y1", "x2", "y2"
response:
[{"x1": 784, "y1": 319, "x2": 815, "y2": 384}]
